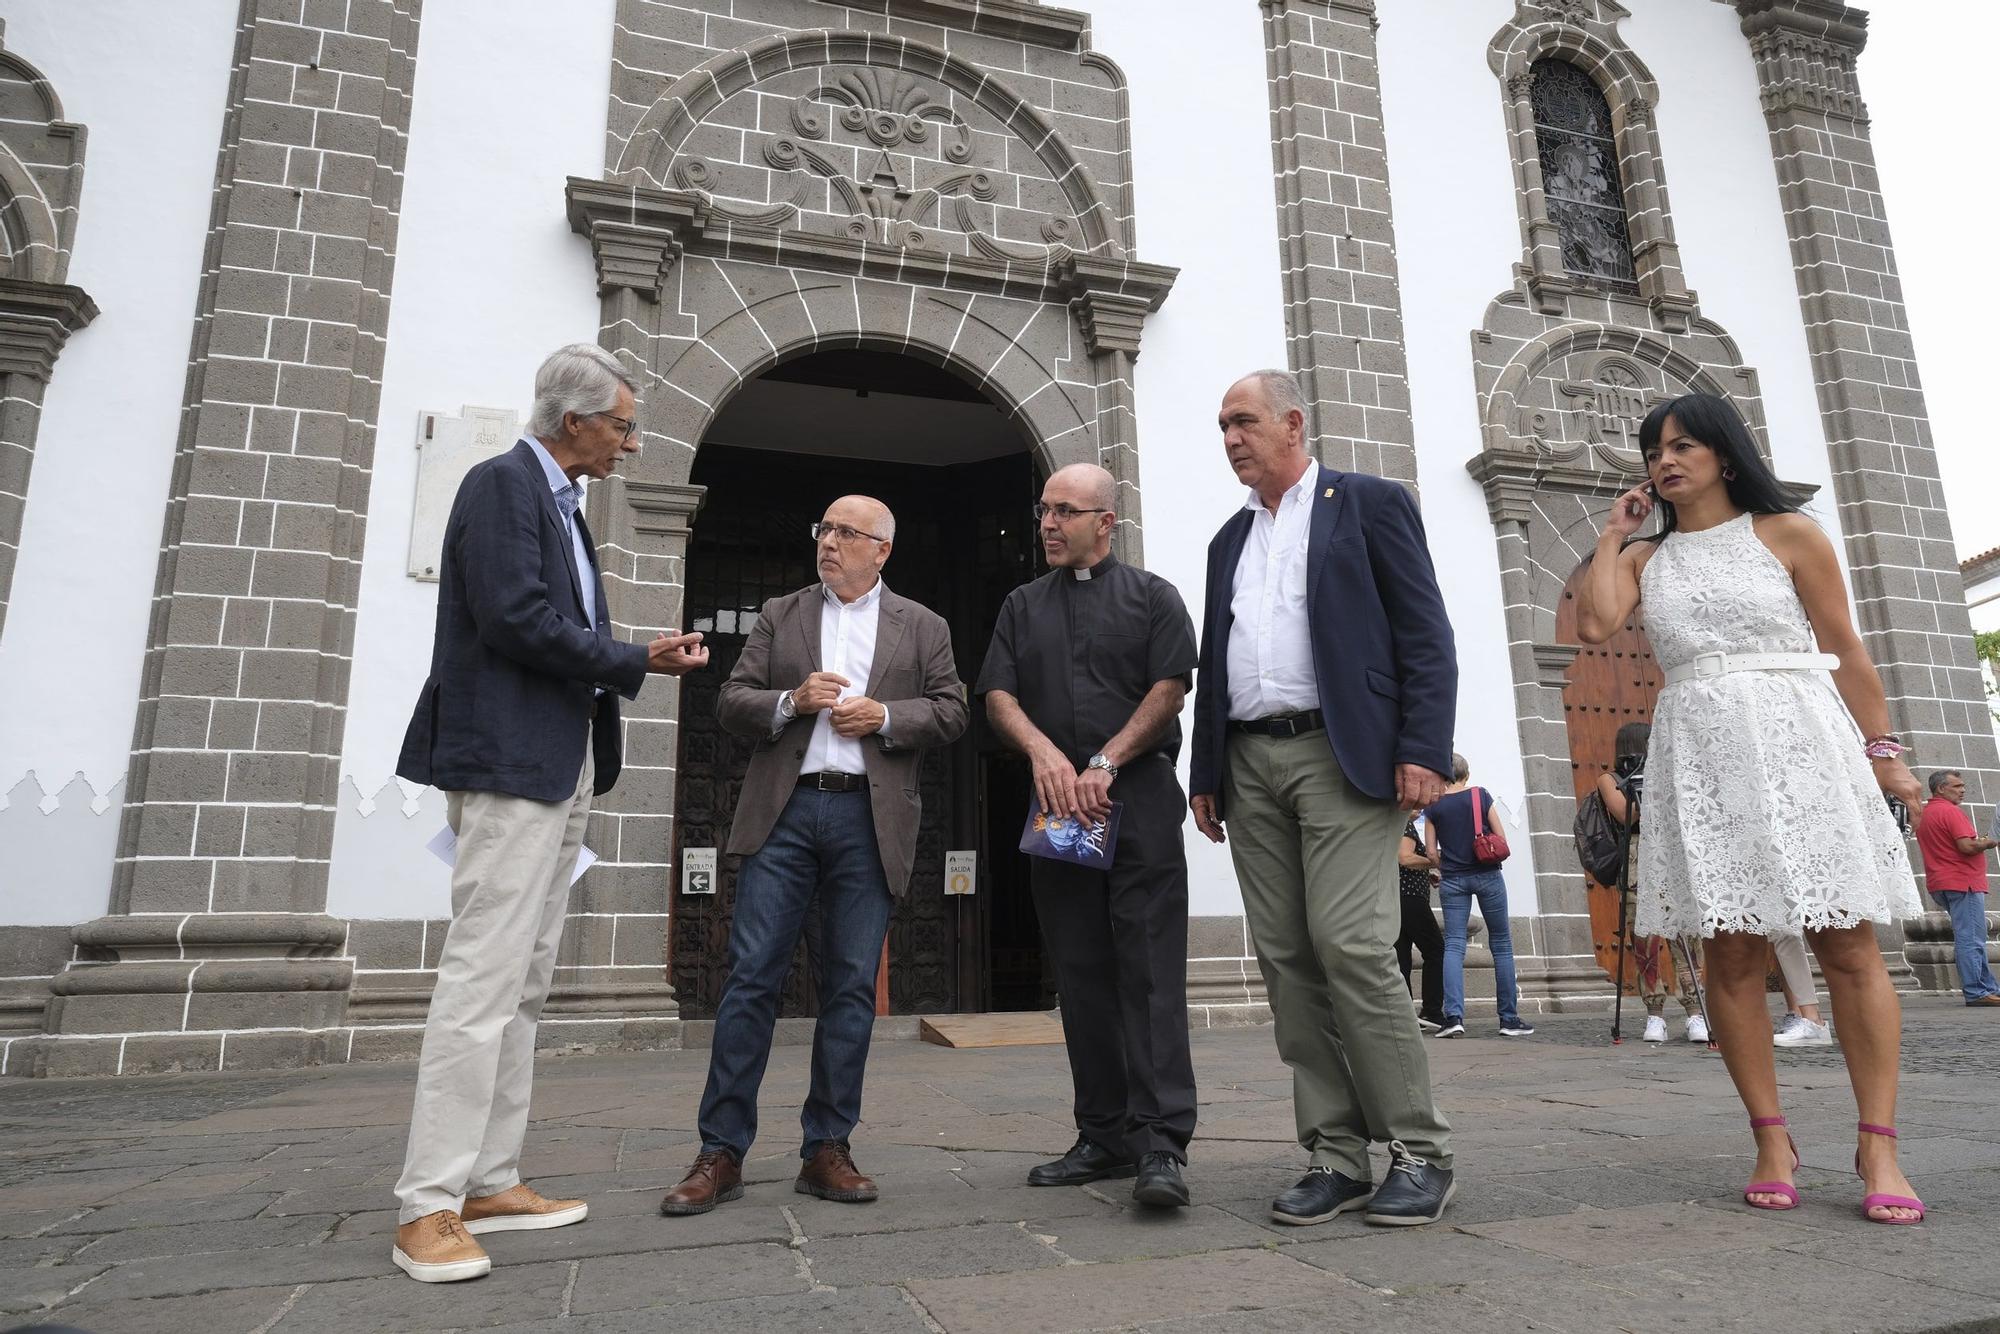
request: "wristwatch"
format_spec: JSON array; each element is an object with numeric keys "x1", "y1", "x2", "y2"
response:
[
  {"x1": 778, "y1": 690, "x2": 797, "y2": 721},
  {"x1": 1087, "y1": 752, "x2": 1119, "y2": 779}
]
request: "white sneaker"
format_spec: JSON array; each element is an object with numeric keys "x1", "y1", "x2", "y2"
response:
[
  {"x1": 1772, "y1": 1013, "x2": 1803, "y2": 1044},
  {"x1": 1774, "y1": 1017, "x2": 1833, "y2": 1048},
  {"x1": 1642, "y1": 1015, "x2": 1667, "y2": 1043},
  {"x1": 1685, "y1": 1015, "x2": 1710, "y2": 1044}
]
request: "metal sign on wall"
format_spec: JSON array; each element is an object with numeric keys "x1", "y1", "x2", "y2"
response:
[
  {"x1": 945, "y1": 849, "x2": 976, "y2": 896},
  {"x1": 407, "y1": 405, "x2": 521, "y2": 581}
]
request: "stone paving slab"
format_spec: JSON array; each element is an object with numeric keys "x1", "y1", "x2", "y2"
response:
[{"x1": 0, "y1": 999, "x2": 1995, "y2": 1332}]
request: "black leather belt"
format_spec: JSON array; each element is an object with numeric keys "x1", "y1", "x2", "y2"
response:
[
  {"x1": 1230, "y1": 709, "x2": 1324, "y2": 738},
  {"x1": 798, "y1": 771, "x2": 868, "y2": 793}
]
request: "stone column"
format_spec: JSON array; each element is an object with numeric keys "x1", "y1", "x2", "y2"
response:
[
  {"x1": 38, "y1": 0, "x2": 423, "y2": 1076},
  {"x1": 1260, "y1": 0, "x2": 1417, "y2": 481},
  {"x1": 1735, "y1": 2, "x2": 2000, "y2": 810},
  {"x1": 0, "y1": 279, "x2": 96, "y2": 637}
]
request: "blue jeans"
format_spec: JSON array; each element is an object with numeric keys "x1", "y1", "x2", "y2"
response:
[
  {"x1": 697, "y1": 787, "x2": 894, "y2": 1160},
  {"x1": 1930, "y1": 890, "x2": 1999, "y2": 1002},
  {"x1": 1440, "y1": 868, "x2": 1521, "y2": 1027}
]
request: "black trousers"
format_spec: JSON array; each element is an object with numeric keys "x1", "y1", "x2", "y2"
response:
[
  {"x1": 1395, "y1": 893, "x2": 1446, "y2": 1022},
  {"x1": 1029, "y1": 758, "x2": 1197, "y2": 1162}
]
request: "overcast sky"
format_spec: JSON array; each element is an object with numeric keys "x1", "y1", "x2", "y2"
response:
[{"x1": 1862, "y1": 1, "x2": 1997, "y2": 563}]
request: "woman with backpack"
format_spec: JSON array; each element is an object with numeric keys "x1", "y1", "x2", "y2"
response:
[
  {"x1": 1576, "y1": 392, "x2": 1925, "y2": 1224},
  {"x1": 1423, "y1": 754, "x2": 1533, "y2": 1038}
]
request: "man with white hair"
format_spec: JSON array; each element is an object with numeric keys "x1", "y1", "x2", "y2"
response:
[
  {"x1": 1189, "y1": 369, "x2": 1459, "y2": 1228},
  {"x1": 389, "y1": 343, "x2": 709, "y2": 1283}
]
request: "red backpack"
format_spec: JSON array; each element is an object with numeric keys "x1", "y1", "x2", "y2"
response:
[{"x1": 1470, "y1": 787, "x2": 1510, "y2": 865}]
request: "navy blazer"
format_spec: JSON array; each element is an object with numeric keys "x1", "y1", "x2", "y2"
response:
[
  {"x1": 1189, "y1": 468, "x2": 1456, "y2": 812},
  {"x1": 397, "y1": 441, "x2": 649, "y2": 802}
]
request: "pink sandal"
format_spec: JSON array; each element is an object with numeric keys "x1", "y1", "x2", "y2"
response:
[
  {"x1": 1855, "y1": 1123, "x2": 1926, "y2": 1224},
  {"x1": 1743, "y1": 1116, "x2": 1800, "y2": 1211}
]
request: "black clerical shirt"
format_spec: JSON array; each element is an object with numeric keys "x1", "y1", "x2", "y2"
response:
[{"x1": 976, "y1": 553, "x2": 1199, "y2": 768}]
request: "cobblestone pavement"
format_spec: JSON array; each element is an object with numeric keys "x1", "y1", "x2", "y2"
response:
[{"x1": 2, "y1": 997, "x2": 1997, "y2": 1333}]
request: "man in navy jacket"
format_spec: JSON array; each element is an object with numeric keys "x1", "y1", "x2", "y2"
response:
[
  {"x1": 390, "y1": 344, "x2": 707, "y2": 1283},
  {"x1": 1188, "y1": 369, "x2": 1459, "y2": 1229}
]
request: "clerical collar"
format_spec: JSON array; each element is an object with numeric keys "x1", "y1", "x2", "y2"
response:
[{"x1": 1071, "y1": 553, "x2": 1119, "y2": 581}]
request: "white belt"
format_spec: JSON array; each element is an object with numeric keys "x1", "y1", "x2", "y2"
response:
[{"x1": 1662, "y1": 651, "x2": 1838, "y2": 687}]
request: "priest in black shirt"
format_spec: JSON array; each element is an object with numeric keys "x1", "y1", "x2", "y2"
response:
[{"x1": 977, "y1": 462, "x2": 1201, "y2": 1208}]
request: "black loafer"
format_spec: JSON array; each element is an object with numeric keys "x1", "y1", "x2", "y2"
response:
[
  {"x1": 1363, "y1": 1141, "x2": 1455, "y2": 1226},
  {"x1": 1028, "y1": 1135, "x2": 1137, "y2": 1187},
  {"x1": 1270, "y1": 1166, "x2": 1374, "y2": 1225},
  {"x1": 1131, "y1": 1152, "x2": 1190, "y2": 1208}
]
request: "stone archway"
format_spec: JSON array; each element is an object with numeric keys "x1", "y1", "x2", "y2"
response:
[{"x1": 549, "y1": 19, "x2": 1176, "y2": 1020}]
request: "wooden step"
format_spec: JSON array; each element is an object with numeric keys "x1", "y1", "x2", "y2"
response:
[{"x1": 919, "y1": 1011, "x2": 1065, "y2": 1048}]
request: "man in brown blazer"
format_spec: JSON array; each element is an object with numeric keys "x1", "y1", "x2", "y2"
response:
[{"x1": 661, "y1": 495, "x2": 968, "y2": 1216}]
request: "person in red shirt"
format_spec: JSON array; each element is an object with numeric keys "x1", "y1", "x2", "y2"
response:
[{"x1": 1916, "y1": 771, "x2": 1999, "y2": 1006}]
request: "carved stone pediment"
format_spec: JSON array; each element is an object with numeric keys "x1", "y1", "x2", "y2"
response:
[{"x1": 614, "y1": 32, "x2": 1122, "y2": 268}]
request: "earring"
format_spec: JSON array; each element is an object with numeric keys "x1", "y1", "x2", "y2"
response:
[{"x1": 1722, "y1": 466, "x2": 1738, "y2": 481}]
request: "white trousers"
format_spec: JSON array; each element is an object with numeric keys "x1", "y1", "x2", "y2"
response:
[
  {"x1": 1771, "y1": 931, "x2": 1819, "y2": 1009},
  {"x1": 394, "y1": 750, "x2": 593, "y2": 1223}
]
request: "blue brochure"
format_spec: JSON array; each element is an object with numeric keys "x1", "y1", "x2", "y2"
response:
[{"x1": 1019, "y1": 798, "x2": 1121, "y2": 867}]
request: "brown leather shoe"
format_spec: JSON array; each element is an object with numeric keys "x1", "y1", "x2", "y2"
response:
[
  {"x1": 659, "y1": 1149, "x2": 743, "y2": 1216},
  {"x1": 1970, "y1": 994, "x2": 2000, "y2": 1007},
  {"x1": 461, "y1": 1182, "x2": 588, "y2": 1234},
  {"x1": 796, "y1": 1141, "x2": 878, "y2": 1203},
  {"x1": 391, "y1": 1209, "x2": 491, "y2": 1283}
]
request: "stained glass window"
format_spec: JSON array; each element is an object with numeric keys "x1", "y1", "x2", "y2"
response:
[{"x1": 1530, "y1": 59, "x2": 1637, "y2": 290}]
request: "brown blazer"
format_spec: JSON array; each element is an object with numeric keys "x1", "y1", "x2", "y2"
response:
[{"x1": 718, "y1": 583, "x2": 969, "y2": 895}]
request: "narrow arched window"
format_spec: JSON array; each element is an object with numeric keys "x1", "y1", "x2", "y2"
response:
[{"x1": 1531, "y1": 58, "x2": 1637, "y2": 290}]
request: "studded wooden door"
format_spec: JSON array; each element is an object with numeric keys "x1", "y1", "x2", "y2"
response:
[{"x1": 1555, "y1": 561, "x2": 1671, "y2": 995}]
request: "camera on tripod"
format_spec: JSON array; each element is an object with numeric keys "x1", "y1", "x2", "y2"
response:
[{"x1": 1614, "y1": 751, "x2": 1645, "y2": 805}]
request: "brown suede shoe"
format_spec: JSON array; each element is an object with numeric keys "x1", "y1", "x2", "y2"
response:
[
  {"x1": 796, "y1": 1141, "x2": 878, "y2": 1203},
  {"x1": 659, "y1": 1149, "x2": 743, "y2": 1216},
  {"x1": 391, "y1": 1209, "x2": 491, "y2": 1283},
  {"x1": 461, "y1": 1182, "x2": 588, "y2": 1234}
]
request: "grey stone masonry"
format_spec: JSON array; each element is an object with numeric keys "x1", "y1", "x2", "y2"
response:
[
  {"x1": 1260, "y1": 0, "x2": 1417, "y2": 481},
  {"x1": 0, "y1": 21, "x2": 97, "y2": 640},
  {"x1": 1735, "y1": 0, "x2": 2000, "y2": 818},
  {"x1": 28, "y1": 0, "x2": 423, "y2": 1076}
]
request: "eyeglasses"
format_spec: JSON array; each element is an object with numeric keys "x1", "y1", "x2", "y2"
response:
[
  {"x1": 590, "y1": 412, "x2": 638, "y2": 440},
  {"x1": 810, "y1": 522, "x2": 889, "y2": 545},
  {"x1": 1033, "y1": 502, "x2": 1111, "y2": 522}
]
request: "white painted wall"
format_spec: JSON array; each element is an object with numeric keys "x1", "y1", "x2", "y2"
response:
[
  {"x1": 327, "y1": 0, "x2": 615, "y2": 918},
  {"x1": 1378, "y1": 0, "x2": 1543, "y2": 911},
  {"x1": 0, "y1": 1, "x2": 238, "y2": 926},
  {"x1": 1084, "y1": 2, "x2": 1288, "y2": 918}
]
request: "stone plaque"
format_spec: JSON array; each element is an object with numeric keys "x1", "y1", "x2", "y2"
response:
[{"x1": 407, "y1": 405, "x2": 521, "y2": 581}]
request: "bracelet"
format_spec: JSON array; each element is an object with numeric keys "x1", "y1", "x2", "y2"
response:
[{"x1": 1863, "y1": 736, "x2": 1906, "y2": 760}]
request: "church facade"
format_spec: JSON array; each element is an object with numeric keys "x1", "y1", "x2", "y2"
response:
[{"x1": 1, "y1": 0, "x2": 1990, "y2": 1074}]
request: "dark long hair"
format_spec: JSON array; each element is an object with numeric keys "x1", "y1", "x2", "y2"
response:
[
  {"x1": 1614, "y1": 720, "x2": 1651, "y2": 766},
  {"x1": 1627, "y1": 393, "x2": 1804, "y2": 546}
]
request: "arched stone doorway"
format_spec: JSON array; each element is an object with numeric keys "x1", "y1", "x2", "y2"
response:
[
  {"x1": 670, "y1": 346, "x2": 1049, "y2": 1018},
  {"x1": 558, "y1": 25, "x2": 1177, "y2": 1025}
]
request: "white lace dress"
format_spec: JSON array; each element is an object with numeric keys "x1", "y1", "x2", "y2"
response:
[{"x1": 1634, "y1": 512, "x2": 1921, "y2": 938}]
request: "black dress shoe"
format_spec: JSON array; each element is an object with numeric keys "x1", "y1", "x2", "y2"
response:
[
  {"x1": 1027, "y1": 1135, "x2": 1137, "y2": 1187},
  {"x1": 1363, "y1": 1141, "x2": 1455, "y2": 1226},
  {"x1": 1269, "y1": 1166, "x2": 1374, "y2": 1226},
  {"x1": 1131, "y1": 1152, "x2": 1190, "y2": 1208}
]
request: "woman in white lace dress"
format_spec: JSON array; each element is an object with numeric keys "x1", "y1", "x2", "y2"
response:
[{"x1": 1577, "y1": 393, "x2": 1927, "y2": 1225}]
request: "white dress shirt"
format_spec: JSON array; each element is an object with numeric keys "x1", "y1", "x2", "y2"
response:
[
  {"x1": 780, "y1": 579, "x2": 892, "y2": 774},
  {"x1": 522, "y1": 437, "x2": 598, "y2": 629},
  {"x1": 1227, "y1": 459, "x2": 1322, "y2": 720}
]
